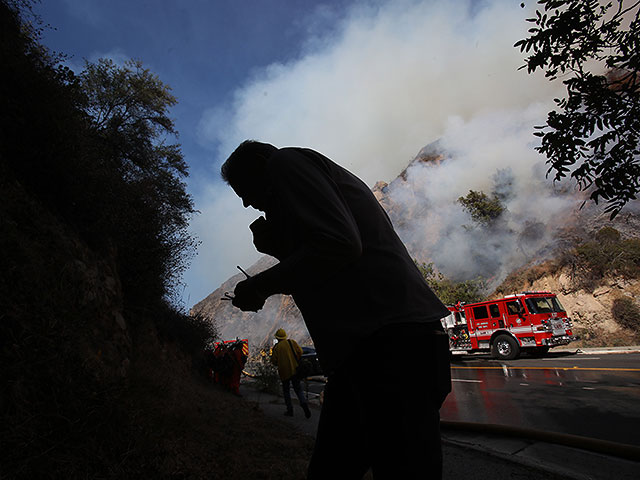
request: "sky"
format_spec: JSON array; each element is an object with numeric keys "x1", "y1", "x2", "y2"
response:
[{"x1": 33, "y1": 0, "x2": 567, "y2": 308}]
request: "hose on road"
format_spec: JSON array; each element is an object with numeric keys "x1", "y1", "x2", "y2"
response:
[{"x1": 441, "y1": 420, "x2": 640, "y2": 462}]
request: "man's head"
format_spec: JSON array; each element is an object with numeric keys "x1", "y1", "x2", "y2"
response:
[
  {"x1": 221, "y1": 140, "x2": 277, "y2": 211},
  {"x1": 274, "y1": 328, "x2": 287, "y2": 341}
]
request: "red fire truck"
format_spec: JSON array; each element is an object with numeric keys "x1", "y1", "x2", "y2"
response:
[{"x1": 440, "y1": 291, "x2": 575, "y2": 360}]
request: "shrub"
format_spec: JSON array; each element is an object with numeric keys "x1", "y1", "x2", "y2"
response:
[
  {"x1": 252, "y1": 359, "x2": 281, "y2": 394},
  {"x1": 596, "y1": 226, "x2": 621, "y2": 244},
  {"x1": 155, "y1": 306, "x2": 218, "y2": 355},
  {"x1": 612, "y1": 297, "x2": 640, "y2": 332},
  {"x1": 457, "y1": 190, "x2": 505, "y2": 226},
  {"x1": 416, "y1": 261, "x2": 485, "y2": 304},
  {"x1": 560, "y1": 228, "x2": 640, "y2": 290}
]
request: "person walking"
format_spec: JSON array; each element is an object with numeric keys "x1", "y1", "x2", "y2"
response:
[
  {"x1": 271, "y1": 328, "x2": 311, "y2": 418},
  {"x1": 222, "y1": 140, "x2": 451, "y2": 479}
]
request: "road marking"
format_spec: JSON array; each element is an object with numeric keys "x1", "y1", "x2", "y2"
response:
[
  {"x1": 451, "y1": 379, "x2": 483, "y2": 383},
  {"x1": 582, "y1": 387, "x2": 596, "y2": 390},
  {"x1": 520, "y1": 383, "x2": 529, "y2": 386},
  {"x1": 451, "y1": 366, "x2": 640, "y2": 372},
  {"x1": 542, "y1": 357, "x2": 601, "y2": 360}
]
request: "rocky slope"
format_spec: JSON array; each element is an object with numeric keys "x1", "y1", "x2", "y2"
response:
[
  {"x1": 537, "y1": 274, "x2": 639, "y2": 346},
  {"x1": 492, "y1": 260, "x2": 640, "y2": 347}
]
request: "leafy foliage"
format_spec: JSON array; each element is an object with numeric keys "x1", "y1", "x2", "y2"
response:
[
  {"x1": 77, "y1": 58, "x2": 198, "y2": 305},
  {"x1": 574, "y1": 228, "x2": 640, "y2": 278},
  {"x1": 493, "y1": 260, "x2": 560, "y2": 296},
  {"x1": 416, "y1": 261, "x2": 486, "y2": 305},
  {"x1": 156, "y1": 308, "x2": 218, "y2": 355},
  {"x1": 611, "y1": 297, "x2": 640, "y2": 331},
  {"x1": 515, "y1": 0, "x2": 640, "y2": 218},
  {"x1": 558, "y1": 227, "x2": 640, "y2": 290},
  {"x1": 457, "y1": 190, "x2": 505, "y2": 226},
  {"x1": 1, "y1": 2, "x2": 197, "y2": 307},
  {"x1": 251, "y1": 358, "x2": 281, "y2": 394}
]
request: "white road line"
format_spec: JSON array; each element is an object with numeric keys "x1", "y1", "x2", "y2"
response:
[
  {"x1": 541, "y1": 357, "x2": 601, "y2": 360},
  {"x1": 452, "y1": 379, "x2": 483, "y2": 383}
]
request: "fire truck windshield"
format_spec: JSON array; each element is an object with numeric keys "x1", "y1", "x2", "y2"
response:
[{"x1": 525, "y1": 296, "x2": 565, "y2": 314}]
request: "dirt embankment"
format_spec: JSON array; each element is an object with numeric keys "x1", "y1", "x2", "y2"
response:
[
  {"x1": 119, "y1": 335, "x2": 315, "y2": 479},
  {"x1": 494, "y1": 264, "x2": 640, "y2": 347},
  {"x1": 529, "y1": 272, "x2": 639, "y2": 347}
]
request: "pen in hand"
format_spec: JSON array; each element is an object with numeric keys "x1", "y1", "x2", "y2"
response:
[{"x1": 221, "y1": 266, "x2": 251, "y2": 301}]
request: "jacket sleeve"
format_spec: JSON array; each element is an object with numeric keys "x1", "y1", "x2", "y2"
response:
[{"x1": 251, "y1": 149, "x2": 363, "y2": 296}]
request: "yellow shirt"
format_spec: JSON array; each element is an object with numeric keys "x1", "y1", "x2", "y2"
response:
[{"x1": 271, "y1": 339, "x2": 302, "y2": 380}]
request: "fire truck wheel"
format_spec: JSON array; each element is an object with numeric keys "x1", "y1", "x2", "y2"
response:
[{"x1": 491, "y1": 334, "x2": 520, "y2": 360}]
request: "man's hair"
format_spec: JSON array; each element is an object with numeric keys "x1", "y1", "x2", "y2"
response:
[{"x1": 220, "y1": 140, "x2": 278, "y2": 186}]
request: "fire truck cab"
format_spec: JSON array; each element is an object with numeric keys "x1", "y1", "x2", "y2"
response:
[{"x1": 440, "y1": 291, "x2": 575, "y2": 360}]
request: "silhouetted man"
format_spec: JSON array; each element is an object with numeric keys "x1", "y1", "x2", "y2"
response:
[{"x1": 221, "y1": 140, "x2": 451, "y2": 479}]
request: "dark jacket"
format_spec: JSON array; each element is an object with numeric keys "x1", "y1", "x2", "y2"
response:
[{"x1": 251, "y1": 147, "x2": 449, "y2": 373}]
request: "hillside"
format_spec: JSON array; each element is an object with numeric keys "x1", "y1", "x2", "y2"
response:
[
  {"x1": 1, "y1": 174, "x2": 317, "y2": 478},
  {"x1": 0, "y1": 3, "x2": 314, "y2": 477}
]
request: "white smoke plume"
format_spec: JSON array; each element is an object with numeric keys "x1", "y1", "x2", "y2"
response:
[
  {"x1": 198, "y1": 1, "x2": 564, "y2": 183},
  {"x1": 384, "y1": 104, "x2": 580, "y2": 289}
]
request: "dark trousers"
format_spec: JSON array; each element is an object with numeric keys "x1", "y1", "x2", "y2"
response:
[
  {"x1": 283, "y1": 373, "x2": 308, "y2": 411},
  {"x1": 307, "y1": 323, "x2": 451, "y2": 479}
]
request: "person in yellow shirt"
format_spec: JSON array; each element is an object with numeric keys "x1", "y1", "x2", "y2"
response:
[{"x1": 271, "y1": 328, "x2": 311, "y2": 418}]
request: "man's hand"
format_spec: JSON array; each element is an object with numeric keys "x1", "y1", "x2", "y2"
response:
[
  {"x1": 250, "y1": 216, "x2": 282, "y2": 258},
  {"x1": 232, "y1": 278, "x2": 267, "y2": 312}
]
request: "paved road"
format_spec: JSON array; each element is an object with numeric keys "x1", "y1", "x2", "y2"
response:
[
  {"x1": 240, "y1": 382, "x2": 575, "y2": 480},
  {"x1": 441, "y1": 351, "x2": 640, "y2": 445},
  {"x1": 243, "y1": 349, "x2": 640, "y2": 479}
]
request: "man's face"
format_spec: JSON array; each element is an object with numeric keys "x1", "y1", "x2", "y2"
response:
[{"x1": 232, "y1": 176, "x2": 269, "y2": 211}]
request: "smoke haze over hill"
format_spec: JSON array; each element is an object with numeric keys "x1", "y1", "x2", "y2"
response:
[{"x1": 384, "y1": 106, "x2": 580, "y2": 288}]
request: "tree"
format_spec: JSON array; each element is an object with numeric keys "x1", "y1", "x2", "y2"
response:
[
  {"x1": 457, "y1": 190, "x2": 505, "y2": 226},
  {"x1": 415, "y1": 261, "x2": 486, "y2": 305},
  {"x1": 515, "y1": 0, "x2": 640, "y2": 218},
  {"x1": 78, "y1": 58, "x2": 197, "y2": 303}
]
